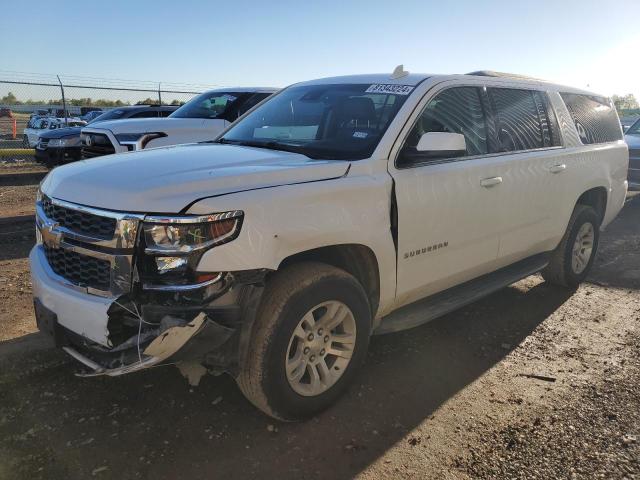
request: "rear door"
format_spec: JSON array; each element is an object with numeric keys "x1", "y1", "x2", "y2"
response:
[
  {"x1": 485, "y1": 87, "x2": 565, "y2": 264},
  {"x1": 389, "y1": 83, "x2": 507, "y2": 307}
]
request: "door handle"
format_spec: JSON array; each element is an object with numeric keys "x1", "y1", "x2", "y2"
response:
[
  {"x1": 480, "y1": 176, "x2": 503, "y2": 188},
  {"x1": 549, "y1": 164, "x2": 567, "y2": 174}
]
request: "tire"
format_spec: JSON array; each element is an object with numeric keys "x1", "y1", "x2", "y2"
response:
[
  {"x1": 22, "y1": 135, "x2": 29, "y2": 148},
  {"x1": 237, "y1": 262, "x2": 371, "y2": 421},
  {"x1": 541, "y1": 205, "x2": 600, "y2": 288}
]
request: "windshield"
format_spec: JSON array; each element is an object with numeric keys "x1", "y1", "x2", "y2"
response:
[
  {"x1": 169, "y1": 91, "x2": 244, "y2": 119},
  {"x1": 219, "y1": 83, "x2": 412, "y2": 160},
  {"x1": 627, "y1": 118, "x2": 640, "y2": 135}
]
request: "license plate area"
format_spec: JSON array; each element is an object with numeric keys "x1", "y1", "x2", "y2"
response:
[{"x1": 34, "y1": 298, "x2": 65, "y2": 346}]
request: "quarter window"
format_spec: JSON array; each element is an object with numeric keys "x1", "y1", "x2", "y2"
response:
[
  {"x1": 560, "y1": 93, "x2": 622, "y2": 144},
  {"x1": 399, "y1": 87, "x2": 488, "y2": 167}
]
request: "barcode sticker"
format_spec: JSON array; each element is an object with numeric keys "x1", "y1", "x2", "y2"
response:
[{"x1": 365, "y1": 84, "x2": 414, "y2": 95}]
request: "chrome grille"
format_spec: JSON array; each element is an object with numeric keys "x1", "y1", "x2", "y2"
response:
[
  {"x1": 41, "y1": 197, "x2": 116, "y2": 240},
  {"x1": 36, "y1": 197, "x2": 144, "y2": 297},
  {"x1": 44, "y1": 244, "x2": 111, "y2": 291}
]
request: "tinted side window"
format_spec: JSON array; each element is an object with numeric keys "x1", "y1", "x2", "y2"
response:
[
  {"x1": 130, "y1": 110, "x2": 159, "y2": 118},
  {"x1": 399, "y1": 87, "x2": 487, "y2": 167},
  {"x1": 489, "y1": 88, "x2": 547, "y2": 152},
  {"x1": 157, "y1": 110, "x2": 174, "y2": 118},
  {"x1": 560, "y1": 93, "x2": 622, "y2": 144}
]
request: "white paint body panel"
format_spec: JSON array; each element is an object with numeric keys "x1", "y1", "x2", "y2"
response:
[
  {"x1": 81, "y1": 117, "x2": 228, "y2": 154},
  {"x1": 39, "y1": 144, "x2": 349, "y2": 212}
]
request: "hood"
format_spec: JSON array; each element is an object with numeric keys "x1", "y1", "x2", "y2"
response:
[
  {"x1": 39, "y1": 126, "x2": 82, "y2": 139},
  {"x1": 41, "y1": 143, "x2": 349, "y2": 213},
  {"x1": 624, "y1": 134, "x2": 640, "y2": 149},
  {"x1": 86, "y1": 117, "x2": 208, "y2": 134}
]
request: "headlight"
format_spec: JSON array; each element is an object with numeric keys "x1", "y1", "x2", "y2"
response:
[
  {"x1": 48, "y1": 137, "x2": 80, "y2": 147},
  {"x1": 143, "y1": 210, "x2": 243, "y2": 254},
  {"x1": 115, "y1": 132, "x2": 166, "y2": 149}
]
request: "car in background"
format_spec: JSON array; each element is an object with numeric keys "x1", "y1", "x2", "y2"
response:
[
  {"x1": 624, "y1": 117, "x2": 640, "y2": 190},
  {"x1": 81, "y1": 88, "x2": 276, "y2": 158},
  {"x1": 23, "y1": 117, "x2": 86, "y2": 148},
  {"x1": 35, "y1": 105, "x2": 179, "y2": 167},
  {"x1": 81, "y1": 110, "x2": 104, "y2": 122},
  {"x1": 0, "y1": 108, "x2": 13, "y2": 118}
]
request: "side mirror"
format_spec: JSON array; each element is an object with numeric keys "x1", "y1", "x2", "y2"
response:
[
  {"x1": 416, "y1": 132, "x2": 466, "y2": 154},
  {"x1": 399, "y1": 132, "x2": 467, "y2": 166}
]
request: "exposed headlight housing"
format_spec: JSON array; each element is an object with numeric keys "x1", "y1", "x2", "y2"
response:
[
  {"x1": 143, "y1": 210, "x2": 243, "y2": 255},
  {"x1": 139, "y1": 211, "x2": 243, "y2": 290}
]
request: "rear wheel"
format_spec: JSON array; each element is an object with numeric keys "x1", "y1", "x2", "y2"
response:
[
  {"x1": 22, "y1": 135, "x2": 29, "y2": 148},
  {"x1": 542, "y1": 205, "x2": 600, "y2": 288},
  {"x1": 237, "y1": 262, "x2": 371, "y2": 421}
]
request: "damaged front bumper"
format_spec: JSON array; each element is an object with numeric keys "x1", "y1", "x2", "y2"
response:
[{"x1": 30, "y1": 245, "x2": 260, "y2": 377}]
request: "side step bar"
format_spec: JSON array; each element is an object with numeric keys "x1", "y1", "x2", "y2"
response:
[{"x1": 375, "y1": 253, "x2": 550, "y2": 334}]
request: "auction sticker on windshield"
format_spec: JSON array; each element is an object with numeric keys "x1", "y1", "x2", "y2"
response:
[{"x1": 365, "y1": 84, "x2": 414, "y2": 95}]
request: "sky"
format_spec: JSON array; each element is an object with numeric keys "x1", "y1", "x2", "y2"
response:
[{"x1": 1, "y1": 0, "x2": 639, "y2": 99}]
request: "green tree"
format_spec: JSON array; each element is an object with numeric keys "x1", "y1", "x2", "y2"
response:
[
  {"x1": 612, "y1": 94, "x2": 639, "y2": 112},
  {"x1": 1, "y1": 92, "x2": 19, "y2": 104}
]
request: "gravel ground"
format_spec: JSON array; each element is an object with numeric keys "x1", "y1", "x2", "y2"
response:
[{"x1": 0, "y1": 173, "x2": 638, "y2": 479}]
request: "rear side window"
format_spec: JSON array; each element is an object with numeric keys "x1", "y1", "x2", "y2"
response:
[
  {"x1": 488, "y1": 88, "x2": 560, "y2": 152},
  {"x1": 158, "y1": 110, "x2": 174, "y2": 118},
  {"x1": 560, "y1": 93, "x2": 622, "y2": 144},
  {"x1": 399, "y1": 86, "x2": 488, "y2": 167}
]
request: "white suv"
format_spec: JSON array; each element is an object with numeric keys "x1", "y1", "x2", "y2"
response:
[
  {"x1": 80, "y1": 88, "x2": 276, "y2": 158},
  {"x1": 31, "y1": 70, "x2": 628, "y2": 420}
]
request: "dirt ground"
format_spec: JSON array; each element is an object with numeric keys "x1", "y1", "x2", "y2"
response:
[{"x1": 0, "y1": 164, "x2": 638, "y2": 479}]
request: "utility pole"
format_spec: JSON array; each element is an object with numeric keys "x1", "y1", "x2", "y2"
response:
[
  {"x1": 158, "y1": 82, "x2": 162, "y2": 105},
  {"x1": 57, "y1": 75, "x2": 68, "y2": 126}
]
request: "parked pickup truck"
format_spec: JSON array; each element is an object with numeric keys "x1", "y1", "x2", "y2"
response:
[
  {"x1": 80, "y1": 88, "x2": 276, "y2": 158},
  {"x1": 31, "y1": 69, "x2": 628, "y2": 420}
]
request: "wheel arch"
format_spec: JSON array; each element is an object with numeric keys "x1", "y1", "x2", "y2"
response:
[
  {"x1": 276, "y1": 244, "x2": 381, "y2": 319},
  {"x1": 576, "y1": 186, "x2": 607, "y2": 225}
]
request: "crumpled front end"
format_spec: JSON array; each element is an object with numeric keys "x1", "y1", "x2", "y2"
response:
[{"x1": 30, "y1": 193, "x2": 264, "y2": 378}]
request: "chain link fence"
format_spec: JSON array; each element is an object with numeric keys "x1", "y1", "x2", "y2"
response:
[{"x1": 0, "y1": 71, "x2": 218, "y2": 162}]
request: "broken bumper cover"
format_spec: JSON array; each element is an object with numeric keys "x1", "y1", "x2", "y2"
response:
[
  {"x1": 30, "y1": 245, "x2": 239, "y2": 377},
  {"x1": 63, "y1": 313, "x2": 209, "y2": 377}
]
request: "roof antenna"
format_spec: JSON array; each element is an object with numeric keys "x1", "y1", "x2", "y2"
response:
[{"x1": 391, "y1": 64, "x2": 409, "y2": 80}]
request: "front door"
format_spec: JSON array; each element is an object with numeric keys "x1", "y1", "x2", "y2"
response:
[{"x1": 389, "y1": 85, "x2": 505, "y2": 308}]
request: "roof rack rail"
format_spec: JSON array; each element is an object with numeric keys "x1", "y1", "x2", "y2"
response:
[{"x1": 466, "y1": 70, "x2": 544, "y2": 81}]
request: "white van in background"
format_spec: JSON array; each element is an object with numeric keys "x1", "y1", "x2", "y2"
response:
[{"x1": 80, "y1": 88, "x2": 276, "y2": 158}]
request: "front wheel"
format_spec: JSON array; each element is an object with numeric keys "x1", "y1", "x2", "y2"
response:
[
  {"x1": 542, "y1": 205, "x2": 600, "y2": 288},
  {"x1": 237, "y1": 262, "x2": 371, "y2": 421}
]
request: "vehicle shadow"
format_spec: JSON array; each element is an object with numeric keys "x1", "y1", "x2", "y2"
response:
[{"x1": 0, "y1": 279, "x2": 573, "y2": 480}]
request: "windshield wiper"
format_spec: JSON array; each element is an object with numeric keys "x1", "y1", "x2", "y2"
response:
[{"x1": 216, "y1": 139, "x2": 322, "y2": 159}]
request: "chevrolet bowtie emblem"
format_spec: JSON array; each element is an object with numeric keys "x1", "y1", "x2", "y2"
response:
[{"x1": 41, "y1": 222, "x2": 63, "y2": 249}]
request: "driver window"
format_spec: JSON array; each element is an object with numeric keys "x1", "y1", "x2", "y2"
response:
[{"x1": 399, "y1": 87, "x2": 488, "y2": 167}]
